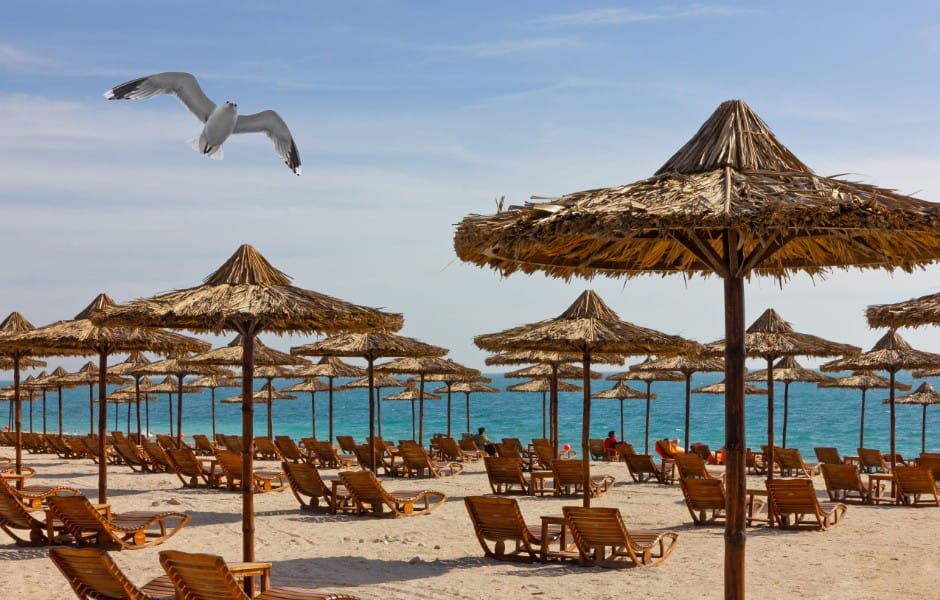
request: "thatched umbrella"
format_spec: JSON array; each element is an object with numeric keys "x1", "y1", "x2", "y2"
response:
[
  {"x1": 885, "y1": 382, "x2": 940, "y2": 454},
  {"x1": 281, "y1": 378, "x2": 329, "y2": 438},
  {"x1": 868, "y1": 291, "x2": 940, "y2": 330},
  {"x1": 609, "y1": 361, "x2": 682, "y2": 453},
  {"x1": 631, "y1": 353, "x2": 724, "y2": 452},
  {"x1": 43, "y1": 366, "x2": 74, "y2": 436},
  {"x1": 505, "y1": 362, "x2": 601, "y2": 381},
  {"x1": 821, "y1": 330, "x2": 940, "y2": 471},
  {"x1": 291, "y1": 332, "x2": 446, "y2": 472},
  {"x1": 187, "y1": 372, "x2": 239, "y2": 439},
  {"x1": 692, "y1": 382, "x2": 768, "y2": 395},
  {"x1": 424, "y1": 362, "x2": 484, "y2": 438},
  {"x1": 148, "y1": 376, "x2": 203, "y2": 438},
  {"x1": 454, "y1": 99, "x2": 940, "y2": 596},
  {"x1": 384, "y1": 382, "x2": 441, "y2": 440},
  {"x1": 474, "y1": 290, "x2": 697, "y2": 508},
  {"x1": 57, "y1": 361, "x2": 129, "y2": 436},
  {"x1": 591, "y1": 380, "x2": 647, "y2": 442},
  {"x1": 376, "y1": 356, "x2": 468, "y2": 446},
  {"x1": 22, "y1": 370, "x2": 56, "y2": 436},
  {"x1": 432, "y1": 380, "x2": 500, "y2": 435},
  {"x1": 7, "y1": 294, "x2": 208, "y2": 503},
  {"x1": 109, "y1": 351, "x2": 153, "y2": 440},
  {"x1": 221, "y1": 382, "x2": 296, "y2": 407},
  {"x1": 745, "y1": 355, "x2": 835, "y2": 448},
  {"x1": 292, "y1": 356, "x2": 365, "y2": 443},
  {"x1": 93, "y1": 244, "x2": 402, "y2": 562},
  {"x1": 818, "y1": 372, "x2": 910, "y2": 450},
  {"x1": 507, "y1": 378, "x2": 582, "y2": 441},
  {"x1": 0, "y1": 312, "x2": 46, "y2": 479},
  {"x1": 337, "y1": 373, "x2": 406, "y2": 438},
  {"x1": 707, "y1": 308, "x2": 859, "y2": 478},
  {"x1": 17, "y1": 375, "x2": 38, "y2": 433}
]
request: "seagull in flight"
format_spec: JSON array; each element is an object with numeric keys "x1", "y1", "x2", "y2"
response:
[{"x1": 105, "y1": 72, "x2": 301, "y2": 175}]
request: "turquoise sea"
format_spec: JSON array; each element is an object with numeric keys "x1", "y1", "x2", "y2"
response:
[{"x1": 4, "y1": 371, "x2": 938, "y2": 458}]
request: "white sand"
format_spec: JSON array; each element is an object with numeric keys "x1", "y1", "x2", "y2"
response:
[{"x1": 1, "y1": 450, "x2": 935, "y2": 599}]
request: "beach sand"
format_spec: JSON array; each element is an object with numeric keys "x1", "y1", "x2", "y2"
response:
[{"x1": 1, "y1": 450, "x2": 933, "y2": 599}]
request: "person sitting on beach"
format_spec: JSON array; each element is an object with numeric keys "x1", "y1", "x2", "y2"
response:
[
  {"x1": 655, "y1": 437, "x2": 684, "y2": 459},
  {"x1": 603, "y1": 430, "x2": 620, "y2": 457},
  {"x1": 473, "y1": 427, "x2": 497, "y2": 456}
]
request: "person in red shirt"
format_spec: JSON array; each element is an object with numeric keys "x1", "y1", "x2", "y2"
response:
[{"x1": 603, "y1": 431, "x2": 620, "y2": 458}]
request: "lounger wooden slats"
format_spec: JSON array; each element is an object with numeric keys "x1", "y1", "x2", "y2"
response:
[
  {"x1": 0, "y1": 477, "x2": 71, "y2": 546},
  {"x1": 110, "y1": 431, "x2": 130, "y2": 446},
  {"x1": 49, "y1": 546, "x2": 177, "y2": 600},
  {"x1": 551, "y1": 459, "x2": 615, "y2": 497},
  {"x1": 689, "y1": 443, "x2": 715, "y2": 464},
  {"x1": 821, "y1": 463, "x2": 876, "y2": 504},
  {"x1": 24, "y1": 432, "x2": 49, "y2": 453},
  {"x1": 678, "y1": 477, "x2": 766, "y2": 527},
  {"x1": 397, "y1": 441, "x2": 464, "y2": 478},
  {"x1": 765, "y1": 478, "x2": 847, "y2": 530},
  {"x1": 4, "y1": 473, "x2": 81, "y2": 510},
  {"x1": 674, "y1": 453, "x2": 724, "y2": 481},
  {"x1": 166, "y1": 447, "x2": 224, "y2": 489},
  {"x1": 310, "y1": 440, "x2": 356, "y2": 470},
  {"x1": 530, "y1": 438, "x2": 559, "y2": 470},
  {"x1": 155, "y1": 434, "x2": 180, "y2": 451},
  {"x1": 588, "y1": 439, "x2": 607, "y2": 461},
  {"x1": 464, "y1": 496, "x2": 562, "y2": 563},
  {"x1": 916, "y1": 453, "x2": 940, "y2": 483},
  {"x1": 80, "y1": 437, "x2": 117, "y2": 465},
  {"x1": 335, "y1": 435, "x2": 358, "y2": 455},
  {"x1": 275, "y1": 436, "x2": 308, "y2": 464},
  {"x1": 46, "y1": 435, "x2": 82, "y2": 459},
  {"x1": 46, "y1": 495, "x2": 190, "y2": 550},
  {"x1": 140, "y1": 442, "x2": 171, "y2": 473},
  {"x1": 483, "y1": 457, "x2": 531, "y2": 495},
  {"x1": 814, "y1": 447, "x2": 844, "y2": 465},
  {"x1": 192, "y1": 434, "x2": 218, "y2": 457},
  {"x1": 337, "y1": 469, "x2": 447, "y2": 518},
  {"x1": 159, "y1": 550, "x2": 361, "y2": 600},
  {"x1": 214, "y1": 450, "x2": 288, "y2": 493},
  {"x1": 893, "y1": 466, "x2": 940, "y2": 507},
  {"x1": 113, "y1": 443, "x2": 155, "y2": 473},
  {"x1": 614, "y1": 443, "x2": 636, "y2": 463},
  {"x1": 774, "y1": 448, "x2": 822, "y2": 478},
  {"x1": 562, "y1": 506, "x2": 679, "y2": 568},
  {"x1": 624, "y1": 454, "x2": 673, "y2": 484},
  {"x1": 857, "y1": 447, "x2": 890, "y2": 473},
  {"x1": 458, "y1": 439, "x2": 485, "y2": 460},
  {"x1": 282, "y1": 462, "x2": 353, "y2": 514},
  {"x1": 221, "y1": 435, "x2": 243, "y2": 454},
  {"x1": 438, "y1": 436, "x2": 478, "y2": 462},
  {"x1": 254, "y1": 437, "x2": 284, "y2": 461}
]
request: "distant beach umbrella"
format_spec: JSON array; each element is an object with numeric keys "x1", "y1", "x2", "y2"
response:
[
  {"x1": 57, "y1": 361, "x2": 130, "y2": 437},
  {"x1": 822, "y1": 330, "x2": 940, "y2": 471},
  {"x1": 745, "y1": 355, "x2": 834, "y2": 448},
  {"x1": 187, "y1": 372, "x2": 239, "y2": 439},
  {"x1": 631, "y1": 353, "x2": 724, "y2": 451},
  {"x1": 4, "y1": 293, "x2": 207, "y2": 504},
  {"x1": 148, "y1": 376, "x2": 203, "y2": 438},
  {"x1": 707, "y1": 308, "x2": 859, "y2": 478},
  {"x1": 384, "y1": 381, "x2": 441, "y2": 440},
  {"x1": 23, "y1": 370, "x2": 55, "y2": 436},
  {"x1": 281, "y1": 378, "x2": 329, "y2": 438},
  {"x1": 94, "y1": 244, "x2": 402, "y2": 563},
  {"x1": 221, "y1": 382, "x2": 296, "y2": 404},
  {"x1": 423, "y1": 361, "x2": 482, "y2": 438},
  {"x1": 868, "y1": 291, "x2": 940, "y2": 331},
  {"x1": 0, "y1": 312, "x2": 47, "y2": 482},
  {"x1": 818, "y1": 372, "x2": 910, "y2": 450},
  {"x1": 338, "y1": 373, "x2": 405, "y2": 438},
  {"x1": 43, "y1": 366, "x2": 75, "y2": 436},
  {"x1": 292, "y1": 332, "x2": 446, "y2": 472},
  {"x1": 433, "y1": 380, "x2": 500, "y2": 436},
  {"x1": 474, "y1": 290, "x2": 697, "y2": 508},
  {"x1": 591, "y1": 380, "x2": 648, "y2": 443},
  {"x1": 505, "y1": 363, "x2": 602, "y2": 381},
  {"x1": 884, "y1": 382, "x2": 940, "y2": 454},
  {"x1": 455, "y1": 98, "x2": 940, "y2": 596},
  {"x1": 609, "y1": 360, "x2": 683, "y2": 454},
  {"x1": 293, "y1": 356, "x2": 365, "y2": 443},
  {"x1": 110, "y1": 351, "x2": 153, "y2": 439},
  {"x1": 692, "y1": 382, "x2": 768, "y2": 395}
]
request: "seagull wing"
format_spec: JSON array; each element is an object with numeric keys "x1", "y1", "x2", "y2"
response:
[
  {"x1": 104, "y1": 72, "x2": 216, "y2": 123},
  {"x1": 233, "y1": 110, "x2": 302, "y2": 175}
]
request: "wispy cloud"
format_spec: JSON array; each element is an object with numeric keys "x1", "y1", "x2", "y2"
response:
[
  {"x1": 530, "y1": 5, "x2": 760, "y2": 27},
  {"x1": 447, "y1": 36, "x2": 580, "y2": 57},
  {"x1": 0, "y1": 42, "x2": 49, "y2": 68}
]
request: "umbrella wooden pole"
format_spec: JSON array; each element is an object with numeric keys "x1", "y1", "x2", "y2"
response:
[
  {"x1": 167, "y1": 392, "x2": 173, "y2": 437},
  {"x1": 782, "y1": 383, "x2": 791, "y2": 448},
  {"x1": 29, "y1": 394, "x2": 34, "y2": 432},
  {"x1": 684, "y1": 375, "x2": 692, "y2": 452},
  {"x1": 410, "y1": 400, "x2": 416, "y2": 440},
  {"x1": 240, "y1": 330, "x2": 256, "y2": 566},
  {"x1": 57, "y1": 385, "x2": 63, "y2": 437},
  {"x1": 723, "y1": 274, "x2": 747, "y2": 600},
  {"x1": 177, "y1": 375, "x2": 185, "y2": 445},
  {"x1": 765, "y1": 357, "x2": 775, "y2": 481},
  {"x1": 328, "y1": 379, "x2": 334, "y2": 445},
  {"x1": 126, "y1": 397, "x2": 131, "y2": 435},
  {"x1": 619, "y1": 398, "x2": 624, "y2": 442},
  {"x1": 88, "y1": 384, "x2": 94, "y2": 436},
  {"x1": 267, "y1": 379, "x2": 273, "y2": 439},
  {"x1": 13, "y1": 355, "x2": 22, "y2": 489},
  {"x1": 859, "y1": 390, "x2": 867, "y2": 450},
  {"x1": 211, "y1": 388, "x2": 217, "y2": 440},
  {"x1": 97, "y1": 352, "x2": 109, "y2": 504},
  {"x1": 446, "y1": 384, "x2": 452, "y2": 438},
  {"x1": 922, "y1": 404, "x2": 928, "y2": 454},
  {"x1": 310, "y1": 392, "x2": 317, "y2": 438},
  {"x1": 466, "y1": 392, "x2": 471, "y2": 433},
  {"x1": 135, "y1": 377, "x2": 142, "y2": 442},
  {"x1": 544, "y1": 391, "x2": 549, "y2": 439},
  {"x1": 42, "y1": 389, "x2": 47, "y2": 435},
  {"x1": 889, "y1": 370, "x2": 897, "y2": 473},
  {"x1": 581, "y1": 350, "x2": 592, "y2": 508},
  {"x1": 377, "y1": 387, "x2": 383, "y2": 437},
  {"x1": 550, "y1": 363, "x2": 559, "y2": 456},
  {"x1": 367, "y1": 357, "x2": 377, "y2": 473},
  {"x1": 418, "y1": 374, "x2": 426, "y2": 447},
  {"x1": 643, "y1": 382, "x2": 652, "y2": 454}
]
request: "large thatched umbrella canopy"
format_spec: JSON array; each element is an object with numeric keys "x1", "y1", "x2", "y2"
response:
[
  {"x1": 867, "y1": 291, "x2": 940, "y2": 330},
  {"x1": 822, "y1": 330, "x2": 940, "y2": 470},
  {"x1": 745, "y1": 355, "x2": 834, "y2": 448},
  {"x1": 7, "y1": 293, "x2": 207, "y2": 503},
  {"x1": 474, "y1": 289, "x2": 697, "y2": 507},
  {"x1": 337, "y1": 373, "x2": 405, "y2": 438},
  {"x1": 591, "y1": 380, "x2": 647, "y2": 443},
  {"x1": 707, "y1": 308, "x2": 859, "y2": 476},
  {"x1": 375, "y1": 356, "x2": 467, "y2": 446},
  {"x1": 818, "y1": 372, "x2": 910, "y2": 450},
  {"x1": 0, "y1": 312, "x2": 46, "y2": 479},
  {"x1": 884, "y1": 382, "x2": 940, "y2": 454},
  {"x1": 610, "y1": 361, "x2": 682, "y2": 453},
  {"x1": 432, "y1": 380, "x2": 499, "y2": 436},
  {"x1": 291, "y1": 332, "x2": 446, "y2": 471},
  {"x1": 384, "y1": 381, "x2": 442, "y2": 440},
  {"x1": 188, "y1": 372, "x2": 239, "y2": 439},
  {"x1": 292, "y1": 356, "x2": 365, "y2": 443},
  {"x1": 454, "y1": 99, "x2": 940, "y2": 597},
  {"x1": 93, "y1": 244, "x2": 403, "y2": 563},
  {"x1": 281, "y1": 378, "x2": 329, "y2": 438},
  {"x1": 631, "y1": 353, "x2": 724, "y2": 451}
]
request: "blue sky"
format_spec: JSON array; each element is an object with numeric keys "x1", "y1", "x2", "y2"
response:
[{"x1": 3, "y1": 1, "x2": 940, "y2": 374}]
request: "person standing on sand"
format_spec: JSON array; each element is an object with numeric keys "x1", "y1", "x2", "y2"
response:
[{"x1": 473, "y1": 426, "x2": 497, "y2": 456}]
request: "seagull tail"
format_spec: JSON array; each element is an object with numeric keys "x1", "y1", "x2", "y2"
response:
[{"x1": 188, "y1": 136, "x2": 224, "y2": 160}]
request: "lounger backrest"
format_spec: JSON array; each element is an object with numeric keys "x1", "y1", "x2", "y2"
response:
[
  {"x1": 0, "y1": 477, "x2": 37, "y2": 530},
  {"x1": 821, "y1": 463, "x2": 862, "y2": 492},
  {"x1": 563, "y1": 506, "x2": 626, "y2": 547},
  {"x1": 893, "y1": 465, "x2": 936, "y2": 494},
  {"x1": 282, "y1": 461, "x2": 328, "y2": 497},
  {"x1": 766, "y1": 478, "x2": 819, "y2": 514},
  {"x1": 680, "y1": 476, "x2": 725, "y2": 511},
  {"x1": 484, "y1": 456, "x2": 525, "y2": 485},
  {"x1": 814, "y1": 447, "x2": 842, "y2": 464},
  {"x1": 675, "y1": 453, "x2": 709, "y2": 478},
  {"x1": 167, "y1": 448, "x2": 201, "y2": 477},
  {"x1": 159, "y1": 550, "x2": 248, "y2": 600},
  {"x1": 49, "y1": 546, "x2": 145, "y2": 600},
  {"x1": 465, "y1": 496, "x2": 527, "y2": 542},
  {"x1": 274, "y1": 436, "x2": 303, "y2": 461},
  {"x1": 46, "y1": 495, "x2": 110, "y2": 540},
  {"x1": 552, "y1": 459, "x2": 584, "y2": 485},
  {"x1": 857, "y1": 448, "x2": 887, "y2": 471},
  {"x1": 338, "y1": 470, "x2": 387, "y2": 504}
]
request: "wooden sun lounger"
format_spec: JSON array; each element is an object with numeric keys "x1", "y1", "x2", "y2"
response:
[
  {"x1": 624, "y1": 454, "x2": 674, "y2": 484},
  {"x1": 915, "y1": 453, "x2": 940, "y2": 482},
  {"x1": 275, "y1": 436, "x2": 308, "y2": 464},
  {"x1": 113, "y1": 443, "x2": 155, "y2": 473},
  {"x1": 893, "y1": 465, "x2": 940, "y2": 507},
  {"x1": 674, "y1": 453, "x2": 725, "y2": 481},
  {"x1": 46, "y1": 495, "x2": 190, "y2": 550},
  {"x1": 459, "y1": 439, "x2": 486, "y2": 460},
  {"x1": 338, "y1": 469, "x2": 446, "y2": 518},
  {"x1": 282, "y1": 461, "x2": 353, "y2": 514},
  {"x1": 140, "y1": 441, "x2": 171, "y2": 473},
  {"x1": 746, "y1": 448, "x2": 766, "y2": 475},
  {"x1": 398, "y1": 441, "x2": 464, "y2": 478},
  {"x1": 438, "y1": 436, "x2": 479, "y2": 462},
  {"x1": 774, "y1": 448, "x2": 822, "y2": 478},
  {"x1": 2, "y1": 473, "x2": 81, "y2": 510},
  {"x1": 220, "y1": 434, "x2": 243, "y2": 454},
  {"x1": 165, "y1": 447, "x2": 224, "y2": 489},
  {"x1": 814, "y1": 447, "x2": 844, "y2": 465},
  {"x1": 563, "y1": 506, "x2": 679, "y2": 568},
  {"x1": 589, "y1": 438, "x2": 608, "y2": 461},
  {"x1": 49, "y1": 546, "x2": 177, "y2": 600},
  {"x1": 215, "y1": 450, "x2": 288, "y2": 493},
  {"x1": 159, "y1": 550, "x2": 360, "y2": 600},
  {"x1": 679, "y1": 477, "x2": 766, "y2": 526},
  {"x1": 551, "y1": 459, "x2": 615, "y2": 497},
  {"x1": 857, "y1": 447, "x2": 891, "y2": 473},
  {"x1": 335, "y1": 435, "x2": 358, "y2": 455},
  {"x1": 464, "y1": 496, "x2": 563, "y2": 563},
  {"x1": 689, "y1": 443, "x2": 717, "y2": 464},
  {"x1": 765, "y1": 478, "x2": 847, "y2": 530},
  {"x1": 821, "y1": 463, "x2": 878, "y2": 504},
  {"x1": 155, "y1": 434, "x2": 181, "y2": 451},
  {"x1": 311, "y1": 440, "x2": 356, "y2": 470},
  {"x1": 254, "y1": 437, "x2": 284, "y2": 461},
  {"x1": 530, "y1": 438, "x2": 560, "y2": 469},
  {"x1": 192, "y1": 434, "x2": 218, "y2": 457},
  {"x1": 46, "y1": 435, "x2": 83, "y2": 459},
  {"x1": 0, "y1": 477, "x2": 72, "y2": 546},
  {"x1": 484, "y1": 457, "x2": 532, "y2": 495}
]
